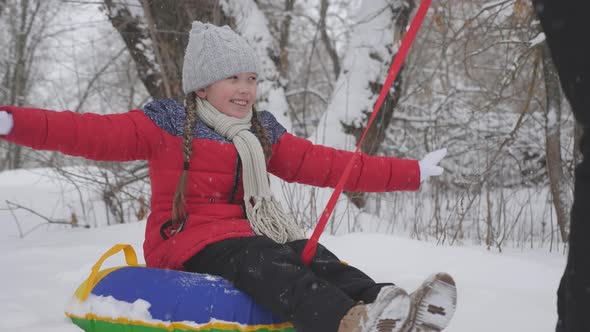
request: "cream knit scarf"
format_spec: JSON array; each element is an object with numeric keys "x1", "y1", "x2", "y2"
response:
[{"x1": 196, "y1": 98, "x2": 304, "y2": 243}]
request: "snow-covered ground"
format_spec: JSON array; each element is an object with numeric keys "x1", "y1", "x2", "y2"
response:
[{"x1": 0, "y1": 168, "x2": 565, "y2": 331}]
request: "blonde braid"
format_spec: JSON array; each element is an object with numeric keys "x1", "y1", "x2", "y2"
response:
[{"x1": 172, "y1": 92, "x2": 199, "y2": 222}]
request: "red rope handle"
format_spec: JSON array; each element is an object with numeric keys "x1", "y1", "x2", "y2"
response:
[{"x1": 301, "y1": 0, "x2": 432, "y2": 265}]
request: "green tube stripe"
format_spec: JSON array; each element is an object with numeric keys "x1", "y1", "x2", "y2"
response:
[{"x1": 70, "y1": 317, "x2": 297, "y2": 332}]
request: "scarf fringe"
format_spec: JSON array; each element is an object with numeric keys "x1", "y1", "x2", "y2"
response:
[{"x1": 245, "y1": 196, "x2": 304, "y2": 243}]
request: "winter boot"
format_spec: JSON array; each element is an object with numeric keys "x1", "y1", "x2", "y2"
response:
[
  {"x1": 401, "y1": 272, "x2": 457, "y2": 332},
  {"x1": 338, "y1": 286, "x2": 411, "y2": 332}
]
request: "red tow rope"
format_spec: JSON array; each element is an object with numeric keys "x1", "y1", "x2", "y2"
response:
[{"x1": 301, "y1": 0, "x2": 433, "y2": 265}]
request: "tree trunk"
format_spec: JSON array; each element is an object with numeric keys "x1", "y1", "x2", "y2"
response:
[
  {"x1": 277, "y1": 0, "x2": 295, "y2": 79},
  {"x1": 541, "y1": 42, "x2": 569, "y2": 242},
  {"x1": 343, "y1": 0, "x2": 415, "y2": 209},
  {"x1": 319, "y1": 0, "x2": 340, "y2": 78}
]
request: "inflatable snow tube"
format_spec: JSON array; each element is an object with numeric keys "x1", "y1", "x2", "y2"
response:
[{"x1": 65, "y1": 244, "x2": 294, "y2": 332}]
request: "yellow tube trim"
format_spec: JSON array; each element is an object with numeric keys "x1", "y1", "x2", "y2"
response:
[{"x1": 65, "y1": 312, "x2": 294, "y2": 331}]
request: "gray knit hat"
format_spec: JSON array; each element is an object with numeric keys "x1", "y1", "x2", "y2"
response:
[{"x1": 182, "y1": 21, "x2": 259, "y2": 94}]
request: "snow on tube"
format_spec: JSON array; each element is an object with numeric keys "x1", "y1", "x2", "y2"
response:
[{"x1": 65, "y1": 244, "x2": 294, "y2": 332}]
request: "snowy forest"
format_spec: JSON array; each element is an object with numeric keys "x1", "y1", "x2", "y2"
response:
[{"x1": 0, "y1": 0, "x2": 575, "y2": 252}]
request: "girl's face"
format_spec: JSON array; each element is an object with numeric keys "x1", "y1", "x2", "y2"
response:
[{"x1": 196, "y1": 72, "x2": 257, "y2": 119}]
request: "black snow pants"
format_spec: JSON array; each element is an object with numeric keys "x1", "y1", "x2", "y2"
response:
[
  {"x1": 183, "y1": 236, "x2": 393, "y2": 332},
  {"x1": 533, "y1": 1, "x2": 590, "y2": 331}
]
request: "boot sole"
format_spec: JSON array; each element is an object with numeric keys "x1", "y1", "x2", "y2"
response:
[
  {"x1": 403, "y1": 272, "x2": 457, "y2": 332},
  {"x1": 363, "y1": 286, "x2": 411, "y2": 332}
]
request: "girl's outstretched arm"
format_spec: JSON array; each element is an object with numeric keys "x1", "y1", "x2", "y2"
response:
[
  {"x1": 0, "y1": 106, "x2": 165, "y2": 161},
  {"x1": 268, "y1": 132, "x2": 420, "y2": 192}
]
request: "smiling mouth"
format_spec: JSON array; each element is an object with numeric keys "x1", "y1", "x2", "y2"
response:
[{"x1": 231, "y1": 100, "x2": 248, "y2": 106}]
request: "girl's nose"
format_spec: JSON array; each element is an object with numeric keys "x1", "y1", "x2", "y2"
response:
[{"x1": 237, "y1": 84, "x2": 250, "y2": 94}]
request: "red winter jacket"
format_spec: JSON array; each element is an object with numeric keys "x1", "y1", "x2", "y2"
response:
[{"x1": 0, "y1": 99, "x2": 420, "y2": 270}]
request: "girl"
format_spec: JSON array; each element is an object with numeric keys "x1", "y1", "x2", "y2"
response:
[{"x1": 0, "y1": 22, "x2": 456, "y2": 332}]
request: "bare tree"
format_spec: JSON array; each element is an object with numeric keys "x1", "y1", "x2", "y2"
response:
[
  {"x1": 0, "y1": 0, "x2": 61, "y2": 170},
  {"x1": 101, "y1": 0, "x2": 233, "y2": 100},
  {"x1": 371, "y1": 0, "x2": 575, "y2": 246}
]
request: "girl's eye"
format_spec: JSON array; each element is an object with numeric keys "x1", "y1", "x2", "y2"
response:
[
  {"x1": 228, "y1": 76, "x2": 238, "y2": 80},
  {"x1": 249, "y1": 76, "x2": 257, "y2": 81}
]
